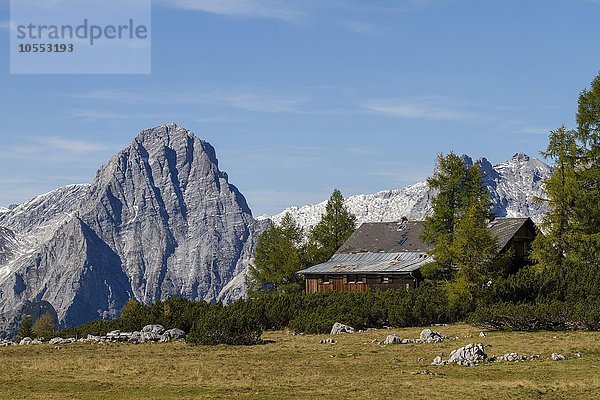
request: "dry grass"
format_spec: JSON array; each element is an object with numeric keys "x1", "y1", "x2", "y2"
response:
[{"x1": 2, "y1": 324, "x2": 600, "y2": 399}]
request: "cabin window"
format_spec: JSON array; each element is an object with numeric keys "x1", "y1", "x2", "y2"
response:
[
  {"x1": 356, "y1": 275, "x2": 364, "y2": 283},
  {"x1": 381, "y1": 276, "x2": 390, "y2": 284},
  {"x1": 322, "y1": 275, "x2": 330, "y2": 284},
  {"x1": 347, "y1": 275, "x2": 356, "y2": 284}
]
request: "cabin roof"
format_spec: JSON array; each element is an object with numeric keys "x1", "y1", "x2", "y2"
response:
[
  {"x1": 297, "y1": 251, "x2": 433, "y2": 275},
  {"x1": 336, "y1": 217, "x2": 534, "y2": 255},
  {"x1": 487, "y1": 217, "x2": 533, "y2": 250},
  {"x1": 298, "y1": 217, "x2": 535, "y2": 275},
  {"x1": 336, "y1": 220, "x2": 431, "y2": 254}
]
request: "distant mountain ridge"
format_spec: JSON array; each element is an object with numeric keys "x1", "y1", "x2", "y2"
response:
[
  {"x1": 263, "y1": 153, "x2": 551, "y2": 231},
  {"x1": 0, "y1": 124, "x2": 264, "y2": 337}
]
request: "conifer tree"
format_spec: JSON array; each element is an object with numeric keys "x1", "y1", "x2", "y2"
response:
[
  {"x1": 533, "y1": 72, "x2": 600, "y2": 269},
  {"x1": 17, "y1": 315, "x2": 33, "y2": 340},
  {"x1": 305, "y1": 189, "x2": 356, "y2": 265},
  {"x1": 574, "y1": 73, "x2": 600, "y2": 265},
  {"x1": 32, "y1": 312, "x2": 55, "y2": 339},
  {"x1": 450, "y1": 204, "x2": 500, "y2": 284},
  {"x1": 420, "y1": 153, "x2": 496, "y2": 280},
  {"x1": 248, "y1": 212, "x2": 305, "y2": 294},
  {"x1": 531, "y1": 126, "x2": 579, "y2": 268}
]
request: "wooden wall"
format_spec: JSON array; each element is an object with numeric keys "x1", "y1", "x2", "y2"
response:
[
  {"x1": 505, "y1": 223, "x2": 536, "y2": 263},
  {"x1": 304, "y1": 274, "x2": 416, "y2": 295}
]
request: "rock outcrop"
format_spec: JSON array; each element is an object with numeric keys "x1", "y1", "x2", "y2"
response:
[
  {"x1": 0, "y1": 124, "x2": 264, "y2": 337},
  {"x1": 330, "y1": 322, "x2": 355, "y2": 335},
  {"x1": 419, "y1": 329, "x2": 446, "y2": 343},
  {"x1": 447, "y1": 343, "x2": 487, "y2": 366},
  {"x1": 383, "y1": 334, "x2": 403, "y2": 345}
]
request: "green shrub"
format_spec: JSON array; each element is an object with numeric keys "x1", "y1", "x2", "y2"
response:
[
  {"x1": 187, "y1": 301, "x2": 263, "y2": 345},
  {"x1": 248, "y1": 292, "x2": 305, "y2": 330},
  {"x1": 288, "y1": 309, "x2": 336, "y2": 334},
  {"x1": 469, "y1": 301, "x2": 579, "y2": 331}
]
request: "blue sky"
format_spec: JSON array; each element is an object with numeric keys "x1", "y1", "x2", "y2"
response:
[{"x1": 0, "y1": 0, "x2": 599, "y2": 215}]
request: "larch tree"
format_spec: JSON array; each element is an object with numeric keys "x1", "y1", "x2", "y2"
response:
[
  {"x1": 533, "y1": 72, "x2": 600, "y2": 270},
  {"x1": 248, "y1": 212, "x2": 305, "y2": 294},
  {"x1": 420, "y1": 153, "x2": 497, "y2": 281},
  {"x1": 531, "y1": 126, "x2": 579, "y2": 268},
  {"x1": 32, "y1": 312, "x2": 55, "y2": 339},
  {"x1": 305, "y1": 189, "x2": 356, "y2": 265},
  {"x1": 574, "y1": 72, "x2": 600, "y2": 266}
]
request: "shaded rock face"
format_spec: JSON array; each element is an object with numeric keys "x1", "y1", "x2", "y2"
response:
[{"x1": 0, "y1": 124, "x2": 263, "y2": 337}]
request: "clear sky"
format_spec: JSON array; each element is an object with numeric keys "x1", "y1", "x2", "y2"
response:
[{"x1": 0, "y1": 0, "x2": 599, "y2": 215}]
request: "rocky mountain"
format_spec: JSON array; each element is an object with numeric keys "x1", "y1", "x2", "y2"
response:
[
  {"x1": 265, "y1": 153, "x2": 551, "y2": 231},
  {"x1": 0, "y1": 124, "x2": 264, "y2": 336}
]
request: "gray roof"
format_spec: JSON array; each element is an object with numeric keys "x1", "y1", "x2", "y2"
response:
[
  {"x1": 299, "y1": 217, "x2": 535, "y2": 275},
  {"x1": 336, "y1": 220, "x2": 432, "y2": 253},
  {"x1": 337, "y1": 217, "x2": 534, "y2": 255},
  {"x1": 298, "y1": 251, "x2": 434, "y2": 275}
]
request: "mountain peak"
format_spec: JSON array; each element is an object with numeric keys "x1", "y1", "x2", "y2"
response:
[
  {"x1": 134, "y1": 123, "x2": 193, "y2": 148},
  {"x1": 511, "y1": 152, "x2": 531, "y2": 162},
  {"x1": 269, "y1": 151, "x2": 551, "y2": 231},
  {"x1": 0, "y1": 124, "x2": 263, "y2": 336}
]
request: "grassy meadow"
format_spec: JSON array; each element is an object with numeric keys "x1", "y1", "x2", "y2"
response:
[{"x1": 1, "y1": 324, "x2": 600, "y2": 399}]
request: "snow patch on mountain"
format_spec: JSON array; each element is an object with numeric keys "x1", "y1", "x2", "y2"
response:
[{"x1": 265, "y1": 153, "x2": 551, "y2": 231}]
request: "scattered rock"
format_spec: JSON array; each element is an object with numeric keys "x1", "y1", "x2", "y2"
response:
[
  {"x1": 551, "y1": 353, "x2": 566, "y2": 361},
  {"x1": 140, "y1": 332, "x2": 162, "y2": 343},
  {"x1": 62, "y1": 326, "x2": 189, "y2": 345},
  {"x1": 320, "y1": 338, "x2": 337, "y2": 344},
  {"x1": 420, "y1": 329, "x2": 433, "y2": 340},
  {"x1": 49, "y1": 337, "x2": 76, "y2": 345},
  {"x1": 330, "y1": 322, "x2": 355, "y2": 335},
  {"x1": 574, "y1": 352, "x2": 582, "y2": 358},
  {"x1": 129, "y1": 331, "x2": 142, "y2": 343},
  {"x1": 431, "y1": 355, "x2": 444, "y2": 365},
  {"x1": 383, "y1": 334, "x2": 403, "y2": 345},
  {"x1": 479, "y1": 331, "x2": 487, "y2": 337},
  {"x1": 162, "y1": 328, "x2": 186, "y2": 341},
  {"x1": 86, "y1": 334, "x2": 102, "y2": 343},
  {"x1": 411, "y1": 369, "x2": 438, "y2": 376},
  {"x1": 19, "y1": 337, "x2": 33, "y2": 345},
  {"x1": 141, "y1": 325, "x2": 165, "y2": 335},
  {"x1": 495, "y1": 352, "x2": 530, "y2": 362},
  {"x1": 419, "y1": 329, "x2": 446, "y2": 343},
  {"x1": 448, "y1": 343, "x2": 487, "y2": 366}
]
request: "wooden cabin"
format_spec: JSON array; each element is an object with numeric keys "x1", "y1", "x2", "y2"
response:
[
  {"x1": 298, "y1": 217, "x2": 537, "y2": 294},
  {"x1": 487, "y1": 217, "x2": 537, "y2": 266}
]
